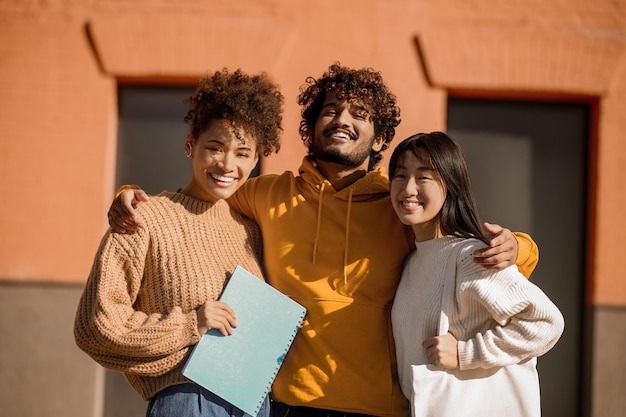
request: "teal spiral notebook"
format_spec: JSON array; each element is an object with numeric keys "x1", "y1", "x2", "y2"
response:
[{"x1": 182, "y1": 265, "x2": 306, "y2": 416}]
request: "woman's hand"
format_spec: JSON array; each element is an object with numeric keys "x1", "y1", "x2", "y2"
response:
[
  {"x1": 422, "y1": 333, "x2": 459, "y2": 370},
  {"x1": 196, "y1": 301, "x2": 238, "y2": 336}
]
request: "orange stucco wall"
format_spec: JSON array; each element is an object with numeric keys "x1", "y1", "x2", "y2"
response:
[{"x1": 1, "y1": 1, "x2": 625, "y2": 305}]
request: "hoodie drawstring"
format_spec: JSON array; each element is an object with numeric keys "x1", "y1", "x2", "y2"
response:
[
  {"x1": 312, "y1": 182, "x2": 354, "y2": 285},
  {"x1": 343, "y1": 187, "x2": 354, "y2": 284},
  {"x1": 311, "y1": 182, "x2": 326, "y2": 265}
]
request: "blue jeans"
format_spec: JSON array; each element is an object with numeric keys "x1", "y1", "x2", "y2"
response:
[{"x1": 146, "y1": 383, "x2": 270, "y2": 417}]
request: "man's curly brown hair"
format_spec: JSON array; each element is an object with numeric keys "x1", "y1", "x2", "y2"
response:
[
  {"x1": 185, "y1": 68, "x2": 283, "y2": 157},
  {"x1": 297, "y1": 63, "x2": 401, "y2": 171}
]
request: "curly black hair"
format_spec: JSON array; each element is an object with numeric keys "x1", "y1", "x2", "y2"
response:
[
  {"x1": 185, "y1": 68, "x2": 283, "y2": 157},
  {"x1": 297, "y1": 63, "x2": 401, "y2": 170}
]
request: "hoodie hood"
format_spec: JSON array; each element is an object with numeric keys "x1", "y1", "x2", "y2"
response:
[{"x1": 298, "y1": 155, "x2": 391, "y2": 200}]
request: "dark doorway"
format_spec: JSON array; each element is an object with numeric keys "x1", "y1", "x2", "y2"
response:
[
  {"x1": 117, "y1": 85, "x2": 262, "y2": 195},
  {"x1": 447, "y1": 98, "x2": 589, "y2": 417},
  {"x1": 116, "y1": 85, "x2": 195, "y2": 195}
]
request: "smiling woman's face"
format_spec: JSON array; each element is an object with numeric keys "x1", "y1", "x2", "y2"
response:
[
  {"x1": 390, "y1": 150, "x2": 447, "y2": 241},
  {"x1": 181, "y1": 119, "x2": 259, "y2": 203}
]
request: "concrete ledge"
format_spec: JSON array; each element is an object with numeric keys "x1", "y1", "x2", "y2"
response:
[
  {"x1": 87, "y1": 15, "x2": 300, "y2": 78},
  {"x1": 416, "y1": 26, "x2": 624, "y2": 95}
]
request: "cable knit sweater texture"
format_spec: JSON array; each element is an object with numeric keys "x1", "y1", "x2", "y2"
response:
[
  {"x1": 74, "y1": 191, "x2": 265, "y2": 401},
  {"x1": 391, "y1": 236, "x2": 564, "y2": 399}
]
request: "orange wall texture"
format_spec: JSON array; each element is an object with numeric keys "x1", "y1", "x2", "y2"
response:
[{"x1": 1, "y1": 1, "x2": 625, "y2": 308}]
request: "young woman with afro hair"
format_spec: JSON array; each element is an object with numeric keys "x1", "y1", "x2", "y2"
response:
[{"x1": 75, "y1": 68, "x2": 283, "y2": 417}]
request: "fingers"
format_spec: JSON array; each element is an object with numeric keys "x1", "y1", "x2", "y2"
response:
[
  {"x1": 422, "y1": 337, "x2": 443, "y2": 367},
  {"x1": 474, "y1": 247, "x2": 517, "y2": 269},
  {"x1": 422, "y1": 334, "x2": 459, "y2": 369},
  {"x1": 108, "y1": 207, "x2": 143, "y2": 233},
  {"x1": 422, "y1": 336, "x2": 441, "y2": 359},
  {"x1": 121, "y1": 190, "x2": 145, "y2": 228},
  {"x1": 197, "y1": 301, "x2": 238, "y2": 336},
  {"x1": 421, "y1": 336, "x2": 437, "y2": 349},
  {"x1": 473, "y1": 255, "x2": 513, "y2": 270},
  {"x1": 481, "y1": 222, "x2": 502, "y2": 238},
  {"x1": 482, "y1": 222, "x2": 512, "y2": 248},
  {"x1": 108, "y1": 206, "x2": 125, "y2": 233},
  {"x1": 474, "y1": 222, "x2": 517, "y2": 270},
  {"x1": 108, "y1": 190, "x2": 146, "y2": 233},
  {"x1": 133, "y1": 189, "x2": 150, "y2": 203}
]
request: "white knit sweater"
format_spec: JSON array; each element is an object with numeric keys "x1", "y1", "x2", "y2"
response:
[{"x1": 391, "y1": 236, "x2": 564, "y2": 399}]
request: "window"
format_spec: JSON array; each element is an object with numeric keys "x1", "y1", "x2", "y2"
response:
[{"x1": 447, "y1": 97, "x2": 590, "y2": 416}]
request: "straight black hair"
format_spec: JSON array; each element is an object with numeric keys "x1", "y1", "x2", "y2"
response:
[{"x1": 388, "y1": 131, "x2": 489, "y2": 243}]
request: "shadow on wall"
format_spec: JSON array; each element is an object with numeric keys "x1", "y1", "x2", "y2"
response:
[{"x1": 0, "y1": 283, "x2": 102, "y2": 417}]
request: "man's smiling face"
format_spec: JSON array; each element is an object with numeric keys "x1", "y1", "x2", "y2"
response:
[{"x1": 311, "y1": 91, "x2": 379, "y2": 170}]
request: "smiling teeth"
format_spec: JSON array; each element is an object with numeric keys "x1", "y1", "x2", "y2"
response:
[
  {"x1": 331, "y1": 132, "x2": 350, "y2": 139},
  {"x1": 402, "y1": 201, "x2": 420, "y2": 207},
  {"x1": 211, "y1": 174, "x2": 235, "y2": 183}
]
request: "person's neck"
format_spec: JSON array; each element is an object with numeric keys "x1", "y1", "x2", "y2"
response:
[
  {"x1": 412, "y1": 221, "x2": 445, "y2": 242},
  {"x1": 316, "y1": 160, "x2": 369, "y2": 191},
  {"x1": 179, "y1": 182, "x2": 219, "y2": 204}
]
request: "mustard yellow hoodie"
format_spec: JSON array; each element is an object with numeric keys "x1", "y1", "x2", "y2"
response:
[{"x1": 228, "y1": 156, "x2": 538, "y2": 417}]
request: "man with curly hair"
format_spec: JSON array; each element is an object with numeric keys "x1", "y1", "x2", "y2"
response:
[
  {"x1": 109, "y1": 63, "x2": 538, "y2": 417},
  {"x1": 75, "y1": 69, "x2": 283, "y2": 417}
]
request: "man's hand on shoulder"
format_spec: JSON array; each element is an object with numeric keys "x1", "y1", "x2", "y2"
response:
[
  {"x1": 108, "y1": 188, "x2": 149, "y2": 233},
  {"x1": 473, "y1": 222, "x2": 517, "y2": 270}
]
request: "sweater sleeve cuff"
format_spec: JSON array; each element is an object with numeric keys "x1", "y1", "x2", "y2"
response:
[
  {"x1": 186, "y1": 310, "x2": 202, "y2": 345},
  {"x1": 457, "y1": 339, "x2": 480, "y2": 370}
]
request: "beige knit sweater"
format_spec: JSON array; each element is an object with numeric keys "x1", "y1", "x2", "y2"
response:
[{"x1": 74, "y1": 191, "x2": 265, "y2": 400}]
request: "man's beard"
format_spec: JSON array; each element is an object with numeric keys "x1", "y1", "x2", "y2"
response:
[{"x1": 311, "y1": 137, "x2": 374, "y2": 168}]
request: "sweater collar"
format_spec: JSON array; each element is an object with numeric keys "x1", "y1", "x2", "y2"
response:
[{"x1": 161, "y1": 191, "x2": 230, "y2": 216}]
